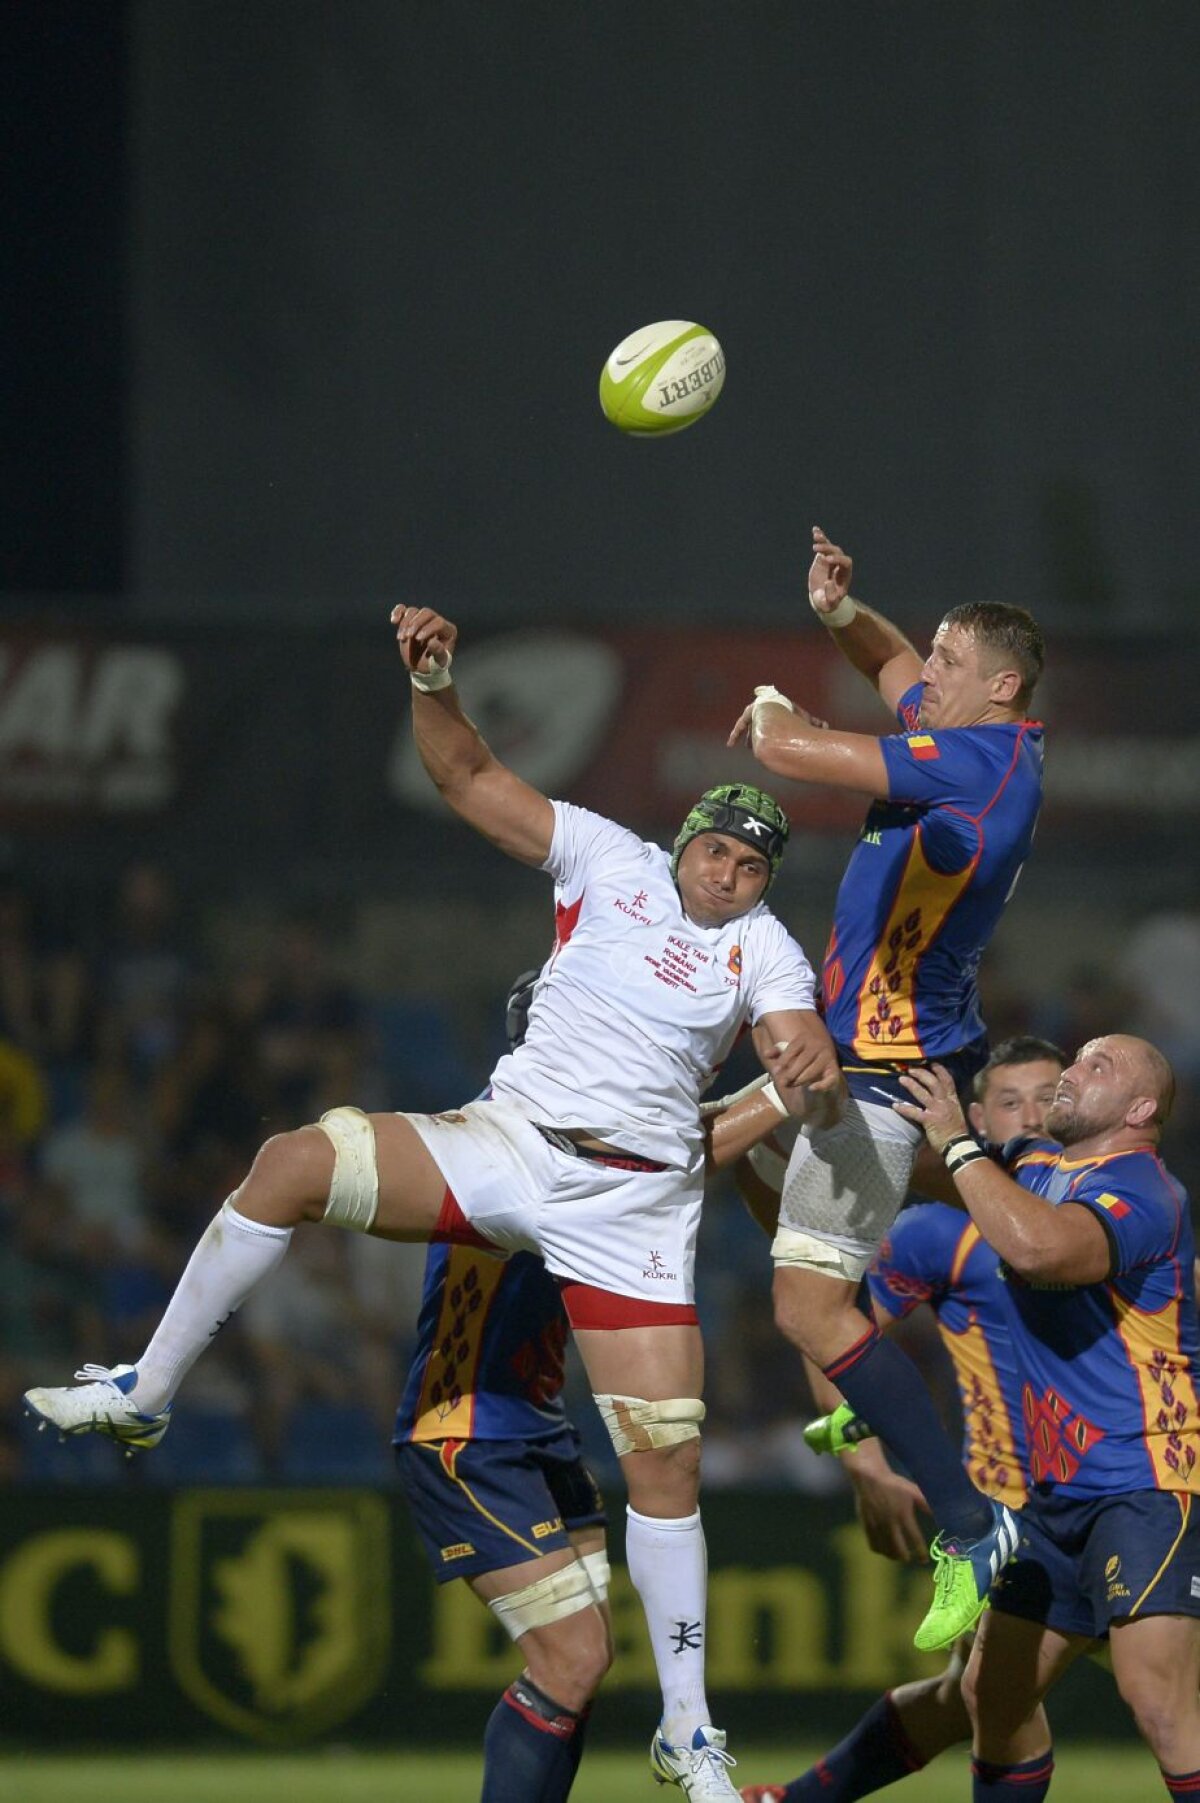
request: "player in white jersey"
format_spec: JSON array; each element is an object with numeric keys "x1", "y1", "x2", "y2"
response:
[{"x1": 26, "y1": 605, "x2": 841, "y2": 1803}]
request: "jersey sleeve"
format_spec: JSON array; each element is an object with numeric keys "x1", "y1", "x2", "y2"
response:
[
  {"x1": 868, "y1": 1203, "x2": 961, "y2": 1321},
  {"x1": 1067, "y1": 1160, "x2": 1183, "y2": 1275},
  {"x1": 543, "y1": 800, "x2": 646, "y2": 889},
  {"x1": 880, "y1": 720, "x2": 1015, "y2": 812},
  {"x1": 743, "y1": 915, "x2": 817, "y2": 1022}
]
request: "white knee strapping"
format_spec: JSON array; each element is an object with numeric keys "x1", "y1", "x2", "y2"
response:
[
  {"x1": 580, "y1": 1548, "x2": 611, "y2": 1605},
  {"x1": 316, "y1": 1106, "x2": 379, "y2": 1232},
  {"x1": 593, "y1": 1394, "x2": 705, "y2": 1458},
  {"x1": 488, "y1": 1558, "x2": 598, "y2": 1641},
  {"x1": 770, "y1": 1222, "x2": 873, "y2": 1283}
]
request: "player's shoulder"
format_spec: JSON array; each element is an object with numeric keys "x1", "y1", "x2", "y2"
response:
[
  {"x1": 1003, "y1": 1133, "x2": 1060, "y2": 1175},
  {"x1": 1075, "y1": 1146, "x2": 1186, "y2": 1213},
  {"x1": 551, "y1": 799, "x2": 660, "y2": 867}
]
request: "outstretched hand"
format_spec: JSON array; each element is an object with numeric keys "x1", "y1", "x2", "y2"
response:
[
  {"x1": 727, "y1": 688, "x2": 827, "y2": 749},
  {"x1": 390, "y1": 605, "x2": 458, "y2": 678},
  {"x1": 808, "y1": 526, "x2": 853, "y2": 614},
  {"x1": 894, "y1": 1063, "x2": 969, "y2": 1154}
]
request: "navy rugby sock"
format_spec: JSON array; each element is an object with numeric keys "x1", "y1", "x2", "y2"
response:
[
  {"x1": 787, "y1": 1692, "x2": 926, "y2": 1799},
  {"x1": 972, "y1": 1750, "x2": 1054, "y2": 1799},
  {"x1": 481, "y1": 1675, "x2": 582, "y2": 1802},
  {"x1": 824, "y1": 1324, "x2": 993, "y2": 1542},
  {"x1": 1162, "y1": 1769, "x2": 1200, "y2": 1796}
]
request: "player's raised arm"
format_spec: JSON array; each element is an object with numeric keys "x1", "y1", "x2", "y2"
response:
[
  {"x1": 393, "y1": 605, "x2": 555, "y2": 867},
  {"x1": 808, "y1": 526, "x2": 924, "y2": 714}
]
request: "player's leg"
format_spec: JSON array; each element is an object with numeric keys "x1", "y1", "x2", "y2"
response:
[
  {"x1": 962, "y1": 1607, "x2": 1084, "y2": 1800},
  {"x1": 1110, "y1": 1613, "x2": 1200, "y2": 1792},
  {"x1": 23, "y1": 1107, "x2": 452, "y2": 1438},
  {"x1": 771, "y1": 1104, "x2": 1012, "y2": 1648},
  {"x1": 739, "y1": 1645, "x2": 972, "y2": 1802},
  {"x1": 396, "y1": 1434, "x2": 610, "y2": 1803},
  {"x1": 473, "y1": 1545, "x2": 612, "y2": 1803},
  {"x1": 573, "y1": 1316, "x2": 738, "y2": 1798}
]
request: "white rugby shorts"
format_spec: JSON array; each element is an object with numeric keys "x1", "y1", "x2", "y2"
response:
[{"x1": 401, "y1": 1096, "x2": 702, "y2": 1306}]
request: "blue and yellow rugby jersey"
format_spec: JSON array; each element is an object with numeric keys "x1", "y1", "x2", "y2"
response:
[
  {"x1": 394, "y1": 1247, "x2": 569, "y2": 1446},
  {"x1": 1004, "y1": 1138, "x2": 1200, "y2": 1496},
  {"x1": 822, "y1": 682, "x2": 1043, "y2": 1062},
  {"x1": 869, "y1": 1202, "x2": 1029, "y2": 1509}
]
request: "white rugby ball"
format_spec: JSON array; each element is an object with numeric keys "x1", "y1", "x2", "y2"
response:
[{"x1": 599, "y1": 319, "x2": 725, "y2": 436}]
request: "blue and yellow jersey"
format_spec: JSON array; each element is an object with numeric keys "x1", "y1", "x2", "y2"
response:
[
  {"x1": 1005, "y1": 1139, "x2": 1200, "y2": 1496},
  {"x1": 869, "y1": 1202, "x2": 1029, "y2": 1509},
  {"x1": 394, "y1": 1247, "x2": 569, "y2": 1446},
  {"x1": 822, "y1": 683, "x2": 1043, "y2": 1062}
]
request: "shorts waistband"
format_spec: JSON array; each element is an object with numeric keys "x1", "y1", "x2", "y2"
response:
[{"x1": 534, "y1": 1124, "x2": 667, "y2": 1173}]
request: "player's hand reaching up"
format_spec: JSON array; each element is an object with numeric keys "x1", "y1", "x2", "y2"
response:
[
  {"x1": 391, "y1": 605, "x2": 458, "y2": 679},
  {"x1": 808, "y1": 526, "x2": 853, "y2": 614}
]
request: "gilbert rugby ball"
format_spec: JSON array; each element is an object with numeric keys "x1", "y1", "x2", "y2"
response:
[{"x1": 599, "y1": 320, "x2": 725, "y2": 435}]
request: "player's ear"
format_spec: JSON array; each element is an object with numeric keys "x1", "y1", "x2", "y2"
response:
[
  {"x1": 1126, "y1": 1093, "x2": 1157, "y2": 1130},
  {"x1": 967, "y1": 1100, "x2": 986, "y2": 1136},
  {"x1": 989, "y1": 667, "x2": 1022, "y2": 705}
]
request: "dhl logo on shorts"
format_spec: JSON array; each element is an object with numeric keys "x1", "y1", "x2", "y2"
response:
[{"x1": 440, "y1": 1541, "x2": 477, "y2": 1562}]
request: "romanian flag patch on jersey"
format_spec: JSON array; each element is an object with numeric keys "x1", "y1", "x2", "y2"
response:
[
  {"x1": 1093, "y1": 1192, "x2": 1132, "y2": 1220},
  {"x1": 907, "y1": 735, "x2": 940, "y2": 761}
]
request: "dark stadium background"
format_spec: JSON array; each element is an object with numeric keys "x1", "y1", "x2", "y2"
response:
[{"x1": 2, "y1": 0, "x2": 1197, "y2": 1763}]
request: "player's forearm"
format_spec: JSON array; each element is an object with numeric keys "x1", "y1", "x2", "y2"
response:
[
  {"x1": 411, "y1": 684, "x2": 498, "y2": 807},
  {"x1": 749, "y1": 708, "x2": 888, "y2": 795},
  {"x1": 949, "y1": 1160, "x2": 1079, "y2": 1280},
  {"x1": 820, "y1": 600, "x2": 919, "y2": 688}
]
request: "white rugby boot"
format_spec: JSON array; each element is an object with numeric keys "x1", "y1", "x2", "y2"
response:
[
  {"x1": 24, "y1": 1364, "x2": 172, "y2": 1452},
  {"x1": 651, "y1": 1723, "x2": 740, "y2": 1798}
]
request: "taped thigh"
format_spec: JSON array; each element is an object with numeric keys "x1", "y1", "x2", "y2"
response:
[
  {"x1": 488, "y1": 1558, "x2": 598, "y2": 1641},
  {"x1": 593, "y1": 1394, "x2": 705, "y2": 1458},
  {"x1": 776, "y1": 1098, "x2": 918, "y2": 1253},
  {"x1": 770, "y1": 1223, "x2": 874, "y2": 1283},
  {"x1": 316, "y1": 1105, "x2": 379, "y2": 1231}
]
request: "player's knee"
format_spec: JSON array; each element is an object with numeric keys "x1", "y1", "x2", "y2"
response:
[
  {"x1": 238, "y1": 1127, "x2": 332, "y2": 1225},
  {"x1": 593, "y1": 1394, "x2": 705, "y2": 1459},
  {"x1": 1117, "y1": 1667, "x2": 1190, "y2": 1757},
  {"x1": 525, "y1": 1606, "x2": 613, "y2": 1703},
  {"x1": 771, "y1": 1263, "x2": 856, "y2": 1353}
]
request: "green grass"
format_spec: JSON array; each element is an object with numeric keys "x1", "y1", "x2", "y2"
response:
[{"x1": 0, "y1": 1746, "x2": 1166, "y2": 1803}]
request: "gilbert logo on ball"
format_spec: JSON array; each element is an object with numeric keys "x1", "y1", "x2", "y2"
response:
[{"x1": 599, "y1": 320, "x2": 725, "y2": 435}]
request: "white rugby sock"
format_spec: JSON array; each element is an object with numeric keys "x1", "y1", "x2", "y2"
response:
[
  {"x1": 132, "y1": 1201, "x2": 293, "y2": 1411},
  {"x1": 625, "y1": 1505, "x2": 713, "y2": 1745}
]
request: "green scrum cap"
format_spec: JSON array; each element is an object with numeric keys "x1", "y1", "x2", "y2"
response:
[{"x1": 670, "y1": 783, "x2": 790, "y2": 887}]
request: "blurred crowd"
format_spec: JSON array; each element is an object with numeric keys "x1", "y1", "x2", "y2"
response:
[{"x1": 4, "y1": 861, "x2": 1199, "y2": 1491}]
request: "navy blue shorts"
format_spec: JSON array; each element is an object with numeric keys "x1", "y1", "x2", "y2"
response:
[
  {"x1": 989, "y1": 1486, "x2": 1200, "y2": 1638},
  {"x1": 837, "y1": 1036, "x2": 990, "y2": 1109},
  {"x1": 394, "y1": 1429, "x2": 607, "y2": 1584}
]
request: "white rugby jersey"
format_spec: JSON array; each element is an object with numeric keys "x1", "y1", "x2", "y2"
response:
[{"x1": 487, "y1": 802, "x2": 816, "y2": 1168}]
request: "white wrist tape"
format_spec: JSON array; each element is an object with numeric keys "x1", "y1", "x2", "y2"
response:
[
  {"x1": 811, "y1": 593, "x2": 858, "y2": 629},
  {"x1": 752, "y1": 683, "x2": 796, "y2": 716},
  {"x1": 942, "y1": 1134, "x2": 987, "y2": 1174},
  {"x1": 761, "y1": 1080, "x2": 789, "y2": 1117},
  {"x1": 410, "y1": 653, "x2": 453, "y2": 693}
]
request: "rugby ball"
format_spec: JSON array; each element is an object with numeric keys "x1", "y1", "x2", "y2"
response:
[{"x1": 599, "y1": 320, "x2": 725, "y2": 436}]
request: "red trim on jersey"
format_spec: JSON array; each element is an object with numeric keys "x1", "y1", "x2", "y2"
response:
[
  {"x1": 431, "y1": 1186, "x2": 503, "y2": 1252},
  {"x1": 557, "y1": 1280, "x2": 698, "y2": 1329},
  {"x1": 554, "y1": 894, "x2": 584, "y2": 951}
]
